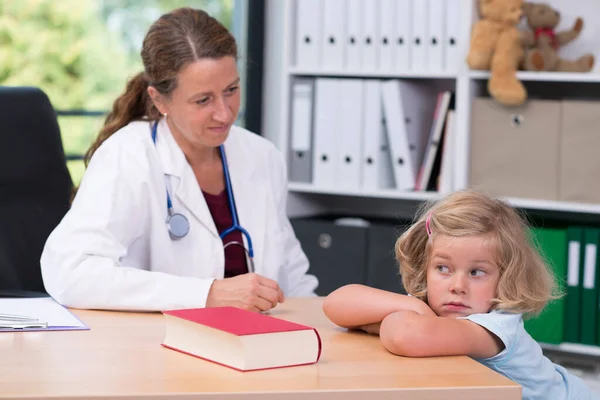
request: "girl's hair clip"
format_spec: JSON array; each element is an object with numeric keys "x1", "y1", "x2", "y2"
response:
[{"x1": 425, "y1": 213, "x2": 433, "y2": 237}]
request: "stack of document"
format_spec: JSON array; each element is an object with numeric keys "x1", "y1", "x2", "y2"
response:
[{"x1": 0, "y1": 297, "x2": 88, "y2": 331}]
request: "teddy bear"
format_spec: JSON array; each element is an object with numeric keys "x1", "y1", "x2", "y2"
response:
[
  {"x1": 520, "y1": 2, "x2": 594, "y2": 72},
  {"x1": 467, "y1": 0, "x2": 527, "y2": 106}
]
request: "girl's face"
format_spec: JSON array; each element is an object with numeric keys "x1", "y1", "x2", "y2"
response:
[
  {"x1": 426, "y1": 234, "x2": 500, "y2": 318},
  {"x1": 151, "y1": 56, "x2": 241, "y2": 152}
]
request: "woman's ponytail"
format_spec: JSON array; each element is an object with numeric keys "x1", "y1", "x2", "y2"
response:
[{"x1": 84, "y1": 72, "x2": 159, "y2": 166}]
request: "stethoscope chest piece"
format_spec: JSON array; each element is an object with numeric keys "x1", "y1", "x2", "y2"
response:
[
  {"x1": 166, "y1": 212, "x2": 190, "y2": 240},
  {"x1": 152, "y1": 120, "x2": 252, "y2": 257}
]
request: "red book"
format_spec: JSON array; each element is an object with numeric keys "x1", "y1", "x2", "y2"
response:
[{"x1": 161, "y1": 307, "x2": 322, "y2": 372}]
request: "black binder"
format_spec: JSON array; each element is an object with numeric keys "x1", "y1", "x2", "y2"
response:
[
  {"x1": 365, "y1": 222, "x2": 407, "y2": 294},
  {"x1": 291, "y1": 218, "x2": 368, "y2": 296}
]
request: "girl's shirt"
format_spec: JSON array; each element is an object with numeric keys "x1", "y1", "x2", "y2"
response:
[{"x1": 462, "y1": 310, "x2": 598, "y2": 400}]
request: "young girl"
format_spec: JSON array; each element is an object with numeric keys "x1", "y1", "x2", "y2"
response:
[{"x1": 323, "y1": 190, "x2": 598, "y2": 400}]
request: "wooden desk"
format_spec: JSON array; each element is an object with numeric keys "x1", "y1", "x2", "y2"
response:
[{"x1": 0, "y1": 297, "x2": 520, "y2": 399}]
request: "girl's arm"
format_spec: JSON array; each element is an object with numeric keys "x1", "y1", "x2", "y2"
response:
[
  {"x1": 379, "y1": 310, "x2": 504, "y2": 359},
  {"x1": 322, "y1": 284, "x2": 435, "y2": 329}
]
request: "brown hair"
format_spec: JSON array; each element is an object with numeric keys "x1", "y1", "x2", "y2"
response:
[
  {"x1": 84, "y1": 7, "x2": 237, "y2": 166},
  {"x1": 395, "y1": 190, "x2": 560, "y2": 317}
]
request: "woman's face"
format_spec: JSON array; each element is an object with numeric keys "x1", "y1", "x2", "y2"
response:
[{"x1": 154, "y1": 56, "x2": 241, "y2": 151}]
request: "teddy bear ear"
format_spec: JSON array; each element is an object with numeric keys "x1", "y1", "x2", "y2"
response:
[{"x1": 522, "y1": 2, "x2": 533, "y2": 13}]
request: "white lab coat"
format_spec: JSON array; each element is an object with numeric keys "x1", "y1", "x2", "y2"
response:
[{"x1": 40, "y1": 119, "x2": 318, "y2": 311}]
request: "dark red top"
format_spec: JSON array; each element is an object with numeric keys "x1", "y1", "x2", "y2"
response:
[{"x1": 202, "y1": 190, "x2": 249, "y2": 278}]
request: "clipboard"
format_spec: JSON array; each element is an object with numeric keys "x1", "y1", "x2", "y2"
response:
[
  {"x1": 0, "y1": 296, "x2": 89, "y2": 332},
  {"x1": 0, "y1": 320, "x2": 49, "y2": 329}
]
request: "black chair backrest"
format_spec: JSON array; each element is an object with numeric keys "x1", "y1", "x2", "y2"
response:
[{"x1": 0, "y1": 86, "x2": 73, "y2": 293}]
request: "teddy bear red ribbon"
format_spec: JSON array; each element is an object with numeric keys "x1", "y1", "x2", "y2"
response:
[{"x1": 534, "y1": 27, "x2": 558, "y2": 50}]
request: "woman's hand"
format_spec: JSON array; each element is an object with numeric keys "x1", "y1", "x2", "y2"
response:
[{"x1": 205, "y1": 273, "x2": 285, "y2": 312}]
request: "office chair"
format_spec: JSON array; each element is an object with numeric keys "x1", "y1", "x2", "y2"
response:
[{"x1": 0, "y1": 86, "x2": 73, "y2": 295}]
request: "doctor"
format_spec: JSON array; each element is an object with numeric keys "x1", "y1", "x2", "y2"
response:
[{"x1": 40, "y1": 7, "x2": 318, "y2": 312}]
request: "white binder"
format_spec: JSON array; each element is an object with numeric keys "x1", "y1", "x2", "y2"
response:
[
  {"x1": 394, "y1": 0, "x2": 412, "y2": 72},
  {"x1": 397, "y1": 81, "x2": 438, "y2": 181},
  {"x1": 295, "y1": 0, "x2": 323, "y2": 68},
  {"x1": 380, "y1": 80, "x2": 415, "y2": 190},
  {"x1": 337, "y1": 79, "x2": 363, "y2": 189},
  {"x1": 438, "y1": 110, "x2": 455, "y2": 194},
  {"x1": 361, "y1": 80, "x2": 381, "y2": 190},
  {"x1": 584, "y1": 241, "x2": 597, "y2": 291},
  {"x1": 345, "y1": 0, "x2": 363, "y2": 69},
  {"x1": 379, "y1": 108, "x2": 396, "y2": 190},
  {"x1": 289, "y1": 78, "x2": 314, "y2": 184},
  {"x1": 427, "y1": 0, "x2": 445, "y2": 72},
  {"x1": 360, "y1": 0, "x2": 378, "y2": 71},
  {"x1": 321, "y1": 0, "x2": 345, "y2": 69},
  {"x1": 313, "y1": 78, "x2": 340, "y2": 187},
  {"x1": 416, "y1": 91, "x2": 452, "y2": 191},
  {"x1": 378, "y1": 0, "x2": 395, "y2": 71},
  {"x1": 410, "y1": 0, "x2": 428, "y2": 71},
  {"x1": 444, "y1": 0, "x2": 461, "y2": 72}
]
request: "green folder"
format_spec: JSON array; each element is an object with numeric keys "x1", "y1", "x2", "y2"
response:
[
  {"x1": 564, "y1": 226, "x2": 584, "y2": 343},
  {"x1": 524, "y1": 227, "x2": 567, "y2": 344},
  {"x1": 580, "y1": 228, "x2": 599, "y2": 345}
]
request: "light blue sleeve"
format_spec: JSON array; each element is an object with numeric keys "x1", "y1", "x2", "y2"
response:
[
  {"x1": 460, "y1": 310, "x2": 523, "y2": 365},
  {"x1": 462, "y1": 311, "x2": 600, "y2": 400}
]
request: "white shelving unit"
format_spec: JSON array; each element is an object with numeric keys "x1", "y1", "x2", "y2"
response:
[
  {"x1": 263, "y1": 0, "x2": 600, "y2": 220},
  {"x1": 261, "y1": 0, "x2": 600, "y2": 368}
]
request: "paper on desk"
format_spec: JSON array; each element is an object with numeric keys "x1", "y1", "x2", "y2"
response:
[{"x1": 0, "y1": 297, "x2": 88, "y2": 330}]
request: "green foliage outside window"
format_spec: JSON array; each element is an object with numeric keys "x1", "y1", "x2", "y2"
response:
[{"x1": 0, "y1": 0, "x2": 233, "y2": 184}]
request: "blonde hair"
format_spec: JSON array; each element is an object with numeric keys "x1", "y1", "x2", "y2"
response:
[{"x1": 395, "y1": 190, "x2": 559, "y2": 317}]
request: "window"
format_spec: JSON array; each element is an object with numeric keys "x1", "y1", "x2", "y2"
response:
[{"x1": 0, "y1": 0, "x2": 245, "y2": 184}]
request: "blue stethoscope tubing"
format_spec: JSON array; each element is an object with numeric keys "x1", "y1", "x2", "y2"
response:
[{"x1": 151, "y1": 121, "x2": 254, "y2": 258}]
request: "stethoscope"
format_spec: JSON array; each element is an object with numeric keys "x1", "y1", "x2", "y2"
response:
[{"x1": 151, "y1": 120, "x2": 255, "y2": 271}]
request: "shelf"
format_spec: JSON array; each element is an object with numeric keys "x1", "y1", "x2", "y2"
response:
[
  {"x1": 288, "y1": 182, "x2": 439, "y2": 201},
  {"x1": 290, "y1": 69, "x2": 600, "y2": 82},
  {"x1": 469, "y1": 70, "x2": 600, "y2": 83},
  {"x1": 505, "y1": 197, "x2": 600, "y2": 215},
  {"x1": 288, "y1": 185, "x2": 600, "y2": 215},
  {"x1": 541, "y1": 343, "x2": 600, "y2": 372},
  {"x1": 541, "y1": 342, "x2": 600, "y2": 359},
  {"x1": 288, "y1": 67, "x2": 457, "y2": 80}
]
